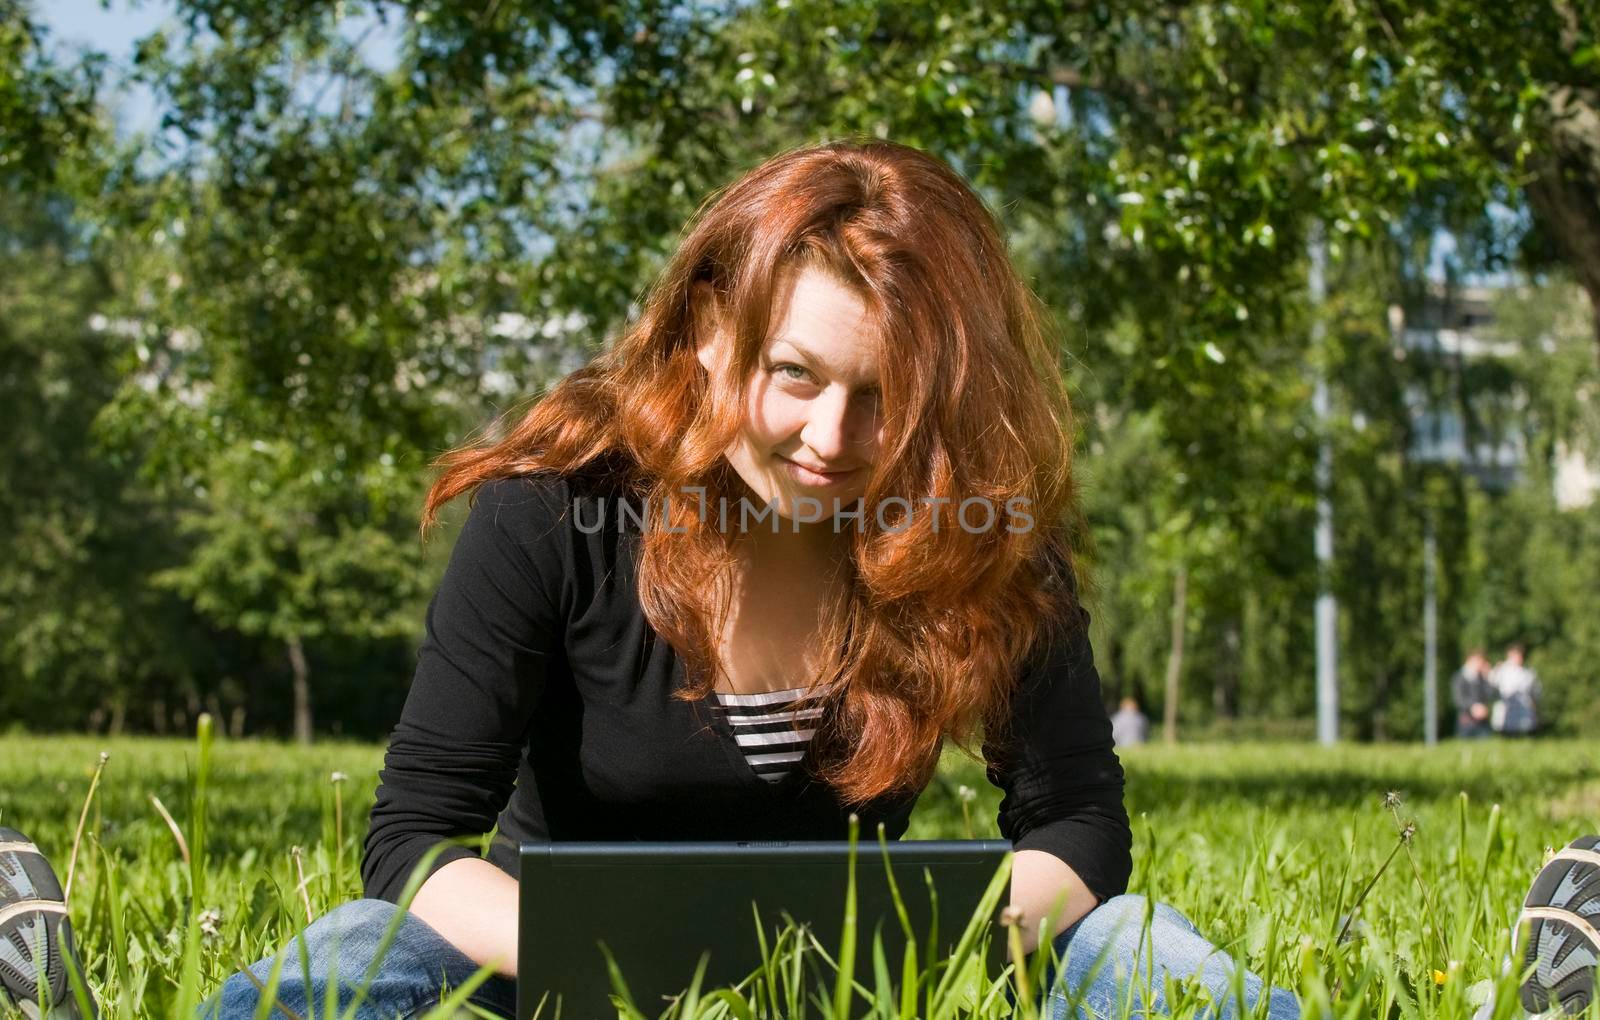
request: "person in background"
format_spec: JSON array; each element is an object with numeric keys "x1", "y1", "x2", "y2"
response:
[
  {"x1": 1490, "y1": 642, "x2": 1541, "y2": 736},
  {"x1": 1110, "y1": 696, "x2": 1150, "y2": 748},
  {"x1": 1449, "y1": 648, "x2": 1495, "y2": 739}
]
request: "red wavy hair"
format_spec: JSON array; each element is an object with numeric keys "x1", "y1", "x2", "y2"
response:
[{"x1": 421, "y1": 138, "x2": 1086, "y2": 805}]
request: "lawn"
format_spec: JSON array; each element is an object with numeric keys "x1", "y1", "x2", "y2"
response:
[{"x1": 2, "y1": 727, "x2": 1596, "y2": 1019}]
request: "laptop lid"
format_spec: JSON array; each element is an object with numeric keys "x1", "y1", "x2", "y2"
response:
[{"x1": 517, "y1": 839, "x2": 1013, "y2": 1020}]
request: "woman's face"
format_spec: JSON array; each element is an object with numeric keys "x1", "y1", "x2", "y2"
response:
[{"x1": 696, "y1": 264, "x2": 884, "y2": 527}]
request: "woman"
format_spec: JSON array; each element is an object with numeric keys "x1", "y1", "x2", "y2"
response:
[{"x1": 207, "y1": 138, "x2": 1299, "y2": 1019}]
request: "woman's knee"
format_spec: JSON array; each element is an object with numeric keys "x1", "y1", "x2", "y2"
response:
[
  {"x1": 305, "y1": 897, "x2": 407, "y2": 956},
  {"x1": 1049, "y1": 893, "x2": 1148, "y2": 977},
  {"x1": 277, "y1": 898, "x2": 404, "y2": 972},
  {"x1": 207, "y1": 899, "x2": 408, "y2": 1016},
  {"x1": 1083, "y1": 893, "x2": 1149, "y2": 938},
  {"x1": 1052, "y1": 893, "x2": 1203, "y2": 967},
  {"x1": 1091, "y1": 894, "x2": 1197, "y2": 935}
]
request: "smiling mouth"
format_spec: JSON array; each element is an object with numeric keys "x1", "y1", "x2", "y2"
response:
[{"x1": 778, "y1": 456, "x2": 859, "y2": 482}]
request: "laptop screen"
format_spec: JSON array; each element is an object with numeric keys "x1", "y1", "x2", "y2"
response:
[{"x1": 518, "y1": 839, "x2": 1013, "y2": 1020}]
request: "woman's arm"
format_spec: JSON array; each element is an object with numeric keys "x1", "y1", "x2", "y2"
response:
[
  {"x1": 1009, "y1": 849, "x2": 1100, "y2": 957},
  {"x1": 410, "y1": 857, "x2": 521, "y2": 976},
  {"x1": 361, "y1": 475, "x2": 572, "y2": 960},
  {"x1": 985, "y1": 580, "x2": 1133, "y2": 954}
]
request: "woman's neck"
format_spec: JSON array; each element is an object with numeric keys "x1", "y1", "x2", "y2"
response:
[{"x1": 733, "y1": 518, "x2": 851, "y2": 583}]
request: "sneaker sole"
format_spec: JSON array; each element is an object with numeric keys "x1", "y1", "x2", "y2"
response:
[
  {"x1": 1520, "y1": 835, "x2": 1600, "y2": 1016},
  {"x1": 0, "y1": 828, "x2": 87, "y2": 1019}
]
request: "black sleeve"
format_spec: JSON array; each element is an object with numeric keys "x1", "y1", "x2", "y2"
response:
[
  {"x1": 983, "y1": 598, "x2": 1133, "y2": 903},
  {"x1": 361, "y1": 474, "x2": 569, "y2": 904}
]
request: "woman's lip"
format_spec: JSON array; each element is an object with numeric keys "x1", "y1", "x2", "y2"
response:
[{"x1": 778, "y1": 456, "x2": 859, "y2": 483}]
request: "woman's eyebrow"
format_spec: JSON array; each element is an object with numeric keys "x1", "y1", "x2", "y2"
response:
[{"x1": 771, "y1": 337, "x2": 880, "y2": 391}]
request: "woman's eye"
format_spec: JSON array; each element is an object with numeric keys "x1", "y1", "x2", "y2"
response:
[{"x1": 773, "y1": 363, "x2": 813, "y2": 382}]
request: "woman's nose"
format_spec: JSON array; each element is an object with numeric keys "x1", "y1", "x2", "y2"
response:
[{"x1": 801, "y1": 388, "x2": 875, "y2": 462}]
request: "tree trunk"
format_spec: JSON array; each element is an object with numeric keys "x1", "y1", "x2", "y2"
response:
[
  {"x1": 1162, "y1": 564, "x2": 1188, "y2": 744},
  {"x1": 1098, "y1": 630, "x2": 1124, "y2": 705},
  {"x1": 1214, "y1": 617, "x2": 1240, "y2": 721},
  {"x1": 1372, "y1": 666, "x2": 1391, "y2": 742},
  {"x1": 288, "y1": 635, "x2": 313, "y2": 745},
  {"x1": 1525, "y1": 82, "x2": 1600, "y2": 354}
]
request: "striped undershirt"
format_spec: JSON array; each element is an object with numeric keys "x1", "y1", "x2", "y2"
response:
[{"x1": 712, "y1": 681, "x2": 839, "y2": 784}]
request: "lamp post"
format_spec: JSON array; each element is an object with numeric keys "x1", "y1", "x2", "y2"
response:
[
  {"x1": 1389, "y1": 300, "x2": 1445, "y2": 747},
  {"x1": 1311, "y1": 225, "x2": 1338, "y2": 746},
  {"x1": 1423, "y1": 514, "x2": 1438, "y2": 746}
]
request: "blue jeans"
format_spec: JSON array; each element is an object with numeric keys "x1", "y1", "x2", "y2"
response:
[
  {"x1": 1041, "y1": 894, "x2": 1299, "y2": 1019},
  {"x1": 202, "y1": 899, "x2": 516, "y2": 1019},
  {"x1": 205, "y1": 894, "x2": 1297, "y2": 1019}
]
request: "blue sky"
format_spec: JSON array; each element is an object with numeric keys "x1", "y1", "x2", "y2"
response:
[
  {"x1": 38, "y1": 0, "x2": 170, "y2": 134},
  {"x1": 38, "y1": 0, "x2": 168, "y2": 56},
  {"x1": 37, "y1": 0, "x2": 403, "y2": 136},
  {"x1": 35, "y1": 0, "x2": 1487, "y2": 283}
]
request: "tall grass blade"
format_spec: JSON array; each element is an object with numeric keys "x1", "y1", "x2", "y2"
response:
[
  {"x1": 700, "y1": 988, "x2": 755, "y2": 1020},
  {"x1": 675, "y1": 949, "x2": 712, "y2": 1020},
  {"x1": 97, "y1": 842, "x2": 135, "y2": 1019},
  {"x1": 869, "y1": 922, "x2": 893, "y2": 1018},
  {"x1": 58, "y1": 924, "x2": 96, "y2": 1020},
  {"x1": 174, "y1": 912, "x2": 204, "y2": 1020},
  {"x1": 191, "y1": 712, "x2": 213, "y2": 908},
  {"x1": 248, "y1": 944, "x2": 297, "y2": 1020},
  {"x1": 597, "y1": 939, "x2": 649, "y2": 1020},
  {"x1": 832, "y1": 813, "x2": 860, "y2": 1020},
  {"x1": 874, "y1": 823, "x2": 915, "y2": 944},
  {"x1": 415, "y1": 964, "x2": 497, "y2": 1020},
  {"x1": 63, "y1": 751, "x2": 109, "y2": 902},
  {"x1": 929, "y1": 851, "x2": 1012, "y2": 1018}
]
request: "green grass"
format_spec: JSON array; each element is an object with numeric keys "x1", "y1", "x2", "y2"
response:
[{"x1": 3, "y1": 726, "x2": 1599, "y2": 1018}]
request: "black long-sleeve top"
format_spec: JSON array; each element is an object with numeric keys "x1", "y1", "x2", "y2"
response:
[{"x1": 360, "y1": 464, "x2": 1132, "y2": 905}]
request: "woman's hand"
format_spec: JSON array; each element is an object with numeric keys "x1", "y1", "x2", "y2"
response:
[
  {"x1": 405, "y1": 847, "x2": 1097, "y2": 973},
  {"x1": 409, "y1": 856, "x2": 521, "y2": 976},
  {"x1": 1008, "y1": 848, "x2": 1100, "y2": 956}
]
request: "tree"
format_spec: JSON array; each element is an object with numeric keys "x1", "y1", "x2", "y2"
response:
[
  {"x1": 10, "y1": 0, "x2": 1597, "y2": 738},
  {"x1": 0, "y1": 0, "x2": 101, "y2": 191},
  {"x1": 78, "y1": 0, "x2": 696, "y2": 738}
]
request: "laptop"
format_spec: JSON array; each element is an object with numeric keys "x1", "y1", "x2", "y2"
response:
[{"x1": 517, "y1": 839, "x2": 1014, "y2": 1020}]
